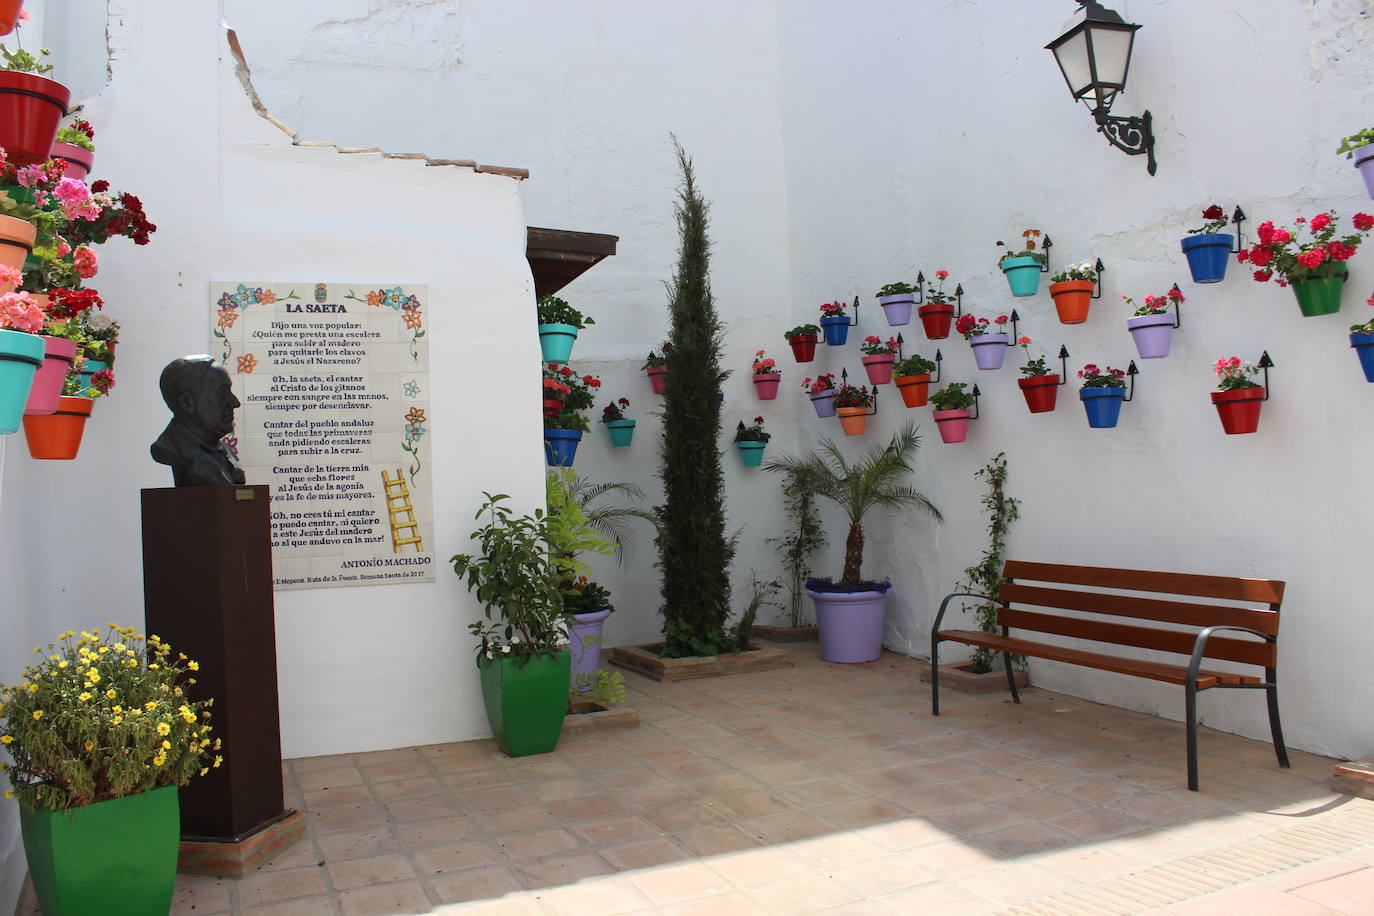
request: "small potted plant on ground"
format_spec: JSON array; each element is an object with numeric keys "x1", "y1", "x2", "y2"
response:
[
  {"x1": 600, "y1": 396, "x2": 635, "y2": 446},
  {"x1": 563, "y1": 578, "x2": 614, "y2": 694},
  {"x1": 783, "y1": 323, "x2": 820, "y2": 362},
  {"x1": 1350, "y1": 290, "x2": 1374, "y2": 382},
  {"x1": 956, "y1": 312, "x2": 1011, "y2": 370},
  {"x1": 818, "y1": 300, "x2": 852, "y2": 346},
  {"x1": 875, "y1": 281, "x2": 916, "y2": 326},
  {"x1": 1125, "y1": 287, "x2": 1183, "y2": 359},
  {"x1": 1338, "y1": 128, "x2": 1374, "y2": 199},
  {"x1": 1238, "y1": 211, "x2": 1374, "y2": 317},
  {"x1": 536, "y1": 294, "x2": 593, "y2": 364},
  {"x1": 1211, "y1": 355, "x2": 1266, "y2": 435},
  {"x1": 893, "y1": 352, "x2": 937, "y2": 407},
  {"x1": 1016, "y1": 337, "x2": 1060, "y2": 413},
  {"x1": 1, "y1": 626, "x2": 219, "y2": 916},
  {"x1": 751, "y1": 349, "x2": 780, "y2": 399},
  {"x1": 0, "y1": 279, "x2": 47, "y2": 433},
  {"x1": 833, "y1": 382, "x2": 874, "y2": 436},
  {"x1": 930, "y1": 381, "x2": 976, "y2": 443},
  {"x1": 997, "y1": 229, "x2": 1047, "y2": 297},
  {"x1": 0, "y1": 26, "x2": 71, "y2": 167},
  {"x1": 919, "y1": 270, "x2": 956, "y2": 339},
  {"x1": 802, "y1": 372, "x2": 837, "y2": 417},
  {"x1": 734, "y1": 415, "x2": 771, "y2": 466},
  {"x1": 1049, "y1": 261, "x2": 1099, "y2": 324},
  {"x1": 451, "y1": 493, "x2": 573, "y2": 757},
  {"x1": 764, "y1": 422, "x2": 941, "y2": 663},
  {"x1": 1181, "y1": 204, "x2": 1234, "y2": 284},
  {"x1": 1078, "y1": 363, "x2": 1128, "y2": 428},
  {"x1": 542, "y1": 365, "x2": 600, "y2": 466},
  {"x1": 859, "y1": 334, "x2": 899, "y2": 384},
  {"x1": 51, "y1": 118, "x2": 96, "y2": 180},
  {"x1": 642, "y1": 342, "x2": 670, "y2": 393}
]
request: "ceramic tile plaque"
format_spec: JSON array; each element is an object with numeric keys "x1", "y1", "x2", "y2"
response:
[{"x1": 211, "y1": 281, "x2": 434, "y2": 590}]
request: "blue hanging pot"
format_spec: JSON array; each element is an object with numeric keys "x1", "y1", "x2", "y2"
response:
[
  {"x1": 1351, "y1": 332, "x2": 1374, "y2": 383},
  {"x1": 1079, "y1": 387, "x2": 1126, "y2": 428},
  {"x1": 543, "y1": 428, "x2": 582, "y2": 466},
  {"x1": 819, "y1": 316, "x2": 850, "y2": 346},
  {"x1": 1180, "y1": 233, "x2": 1233, "y2": 284}
]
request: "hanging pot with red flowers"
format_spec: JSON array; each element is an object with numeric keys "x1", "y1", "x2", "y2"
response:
[
  {"x1": 833, "y1": 373, "x2": 876, "y2": 436},
  {"x1": 1211, "y1": 353, "x2": 1271, "y2": 435},
  {"x1": 642, "y1": 344, "x2": 670, "y2": 394},
  {"x1": 956, "y1": 311, "x2": 1017, "y2": 371},
  {"x1": 1238, "y1": 210, "x2": 1374, "y2": 317},
  {"x1": 818, "y1": 298, "x2": 858, "y2": 346},
  {"x1": 1181, "y1": 204, "x2": 1241, "y2": 284}
]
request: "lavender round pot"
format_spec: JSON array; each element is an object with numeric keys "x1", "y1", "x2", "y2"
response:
[
  {"x1": 805, "y1": 585, "x2": 891, "y2": 663},
  {"x1": 568, "y1": 609, "x2": 612, "y2": 692}
]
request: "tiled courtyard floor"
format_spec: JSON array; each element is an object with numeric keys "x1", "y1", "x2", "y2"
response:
[{"x1": 21, "y1": 641, "x2": 1373, "y2": 914}]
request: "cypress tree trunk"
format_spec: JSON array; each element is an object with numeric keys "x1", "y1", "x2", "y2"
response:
[
  {"x1": 656, "y1": 138, "x2": 733, "y2": 656},
  {"x1": 841, "y1": 523, "x2": 864, "y2": 585}
]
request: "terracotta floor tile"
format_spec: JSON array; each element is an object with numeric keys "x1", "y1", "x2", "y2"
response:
[
  {"x1": 530, "y1": 776, "x2": 599, "y2": 802},
  {"x1": 597, "y1": 766, "x2": 672, "y2": 791},
  {"x1": 237, "y1": 865, "x2": 329, "y2": 906},
  {"x1": 642, "y1": 801, "x2": 730, "y2": 832},
  {"x1": 429, "y1": 863, "x2": 525, "y2": 905},
  {"x1": 711, "y1": 791, "x2": 797, "y2": 820},
  {"x1": 830, "y1": 854, "x2": 939, "y2": 896},
  {"x1": 309, "y1": 804, "x2": 391, "y2": 834},
  {"x1": 570, "y1": 814, "x2": 663, "y2": 847},
  {"x1": 304, "y1": 783, "x2": 375, "y2": 810},
  {"x1": 614, "y1": 784, "x2": 696, "y2": 813},
  {"x1": 544, "y1": 794, "x2": 626, "y2": 822},
  {"x1": 328, "y1": 853, "x2": 416, "y2": 890},
  {"x1": 372, "y1": 775, "x2": 444, "y2": 801},
  {"x1": 706, "y1": 848, "x2": 809, "y2": 887},
  {"x1": 337, "y1": 880, "x2": 433, "y2": 916},
  {"x1": 316, "y1": 826, "x2": 403, "y2": 862},
  {"x1": 673, "y1": 823, "x2": 764, "y2": 856},
  {"x1": 394, "y1": 816, "x2": 477, "y2": 848},
  {"x1": 170, "y1": 874, "x2": 234, "y2": 915},
  {"x1": 1170, "y1": 884, "x2": 1341, "y2": 915},
  {"x1": 599, "y1": 837, "x2": 690, "y2": 871},
  {"x1": 493, "y1": 827, "x2": 581, "y2": 861},
  {"x1": 514, "y1": 849, "x2": 616, "y2": 888},
  {"x1": 741, "y1": 872, "x2": 862, "y2": 913},
  {"x1": 811, "y1": 796, "x2": 912, "y2": 829},
  {"x1": 788, "y1": 832, "x2": 886, "y2": 870},
  {"x1": 626, "y1": 861, "x2": 733, "y2": 906},
  {"x1": 1289, "y1": 865, "x2": 1374, "y2": 912},
  {"x1": 537, "y1": 876, "x2": 650, "y2": 915},
  {"x1": 658, "y1": 891, "x2": 767, "y2": 915},
  {"x1": 291, "y1": 753, "x2": 358, "y2": 774},
  {"x1": 297, "y1": 766, "x2": 365, "y2": 792},
  {"x1": 411, "y1": 839, "x2": 504, "y2": 875},
  {"x1": 745, "y1": 810, "x2": 834, "y2": 844},
  {"x1": 476, "y1": 803, "x2": 560, "y2": 833},
  {"x1": 386, "y1": 793, "x2": 463, "y2": 824},
  {"x1": 241, "y1": 896, "x2": 337, "y2": 915}
]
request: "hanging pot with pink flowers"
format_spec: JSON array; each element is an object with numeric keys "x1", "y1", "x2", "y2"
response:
[
  {"x1": 955, "y1": 311, "x2": 1017, "y2": 370},
  {"x1": 1238, "y1": 210, "x2": 1374, "y2": 317},
  {"x1": 1210, "y1": 353, "x2": 1271, "y2": 435},
  {"x1": 751, "y1": 349, "x2": 781, "y2": 399},
  {"x1": 802, "y1": 373, "x2": 837, "y2": 418},
  {"x1": 858, "y1": 334, "x2": 900, "y2": 385},
  {"x1": 642, "y1": 344, "x2": 670, "y2": 394},
  {"x1": 1125, "y1": 285, "x2": 1184, "y2": 359}
]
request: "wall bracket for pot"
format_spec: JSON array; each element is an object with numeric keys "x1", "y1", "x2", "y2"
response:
[
  {"x1": 933, "y1": 348, "x2": 943, "y2": 383},
  {"x1": 839, "y1": 368, "x2": 879, "y2": 416},
  {"x1": 970, "y1": 383, "x2": 981, "y2": 420},
  {"x1": 1231, "y1": 206, "x2": 1247, "y2": 253},
  {"x1": 896, "y1": 332, "x2": 905, "y2": 360},
  {"x1": 1092, "y1": 258, "x2": 1107, "y2": 299},
  {"x1": 848, "y1": 295, "x2": 860, "y2": 327},
  {"x1": 1002, "y1": 310, "x2": 1022, "y2": 346},
  {"x1": 1258, "y1": 350, "x2": 1273, "y2": 400},
  {"x1": 1123, "y1": 360, "x2": 1139, "y2": 402},
  {"x1": 914, "y1": 270, "x2": 926, "y2": 305},
  {"x1": 954, "y1": 283, "x2": 964, "y2": 317},
  {"x1": 1057, "y1": 345, "x2": 1070, "y2": 385},
  {"x1": 1170, "y1": 283, "x2": 1183, "y2": 329},
  {"x1": 1041, "y1": 234, "x2": 1054, "y2": 273}
]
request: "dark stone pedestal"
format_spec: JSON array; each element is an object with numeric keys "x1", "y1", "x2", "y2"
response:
[{"x1": 141, "y1": 485, "x2": 290, "y2": 849}]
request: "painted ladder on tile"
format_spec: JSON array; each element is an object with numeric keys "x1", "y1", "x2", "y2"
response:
[{"x1": 382, "y1": 469, "x2": 423, "y2": 552}]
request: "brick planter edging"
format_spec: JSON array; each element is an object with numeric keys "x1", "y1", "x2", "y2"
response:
[
  {"x1": 1331, "y1": 757, "x2": 1374, "y2": 800},
  {"x1": 608, "y1": 643, "x2": 793, "y2": 681},
  {"x1": 917, "y1": 661, "x2": 1030, "y2": 694},
  {"x1": 177, "y1": 808, "x2": 305, "y2": 877},
  {"x1": 752, "y1": 625, "x2": 819, "y2": 642},
  {"x1": 564, "y1": 702, "x2": 640, "y2": 734}
]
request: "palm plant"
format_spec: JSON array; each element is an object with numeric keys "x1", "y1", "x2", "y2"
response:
[
  {"x1": 764, "y1": 422, "x2": 941, "y2": 585},
  {"x1": 549, "y1": 469, "x2": 658, "y2": 566}
]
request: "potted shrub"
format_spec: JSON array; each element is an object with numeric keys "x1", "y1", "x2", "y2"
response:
[
  {"x1": 1048, "y1": 260, "x2": 1098, "y2": 324},
  {"x1": 0, "y1": 33, "x2": 71, "y2": 167},
  {"x1": 0, "y1": 279, "x2": 47, "y2": 432},
  {"x1": 1239, "y1": 211, "x2": 1374, "y2": 317},
  {"x1": 1, "y1": 626, "x2": 219, "y2": 916},
  {"x1": 997, "y1": 229, "x2": 1047, "y2": 297},
  {"x1": 919, "y1": 269, "x2": 956, "y2": 340},
  {"x1": 875, "y1": 281, "x2": 916, "y2": 326},
  {"x1": 783, "y1": 323, "x2": 820, "y2": 362},
  {"x1": 51, "y1": 118, "x2": 96, "y2": 180},
  {"x1": 1077, "y1": 363, "x2": 1128, "y2": 428},
  {"x1": 858, "y1": 334, "x2": 899, "y2": 384},
  {"x1": 1181, "y1": 204, "x2": 1234, "y2": 284},
  {"x1": 751, "y1": 349, "x2": 781, "y2": 399},
  {"x1": 1016, "y1": 337, "x2": 1060, "y2": 413},
  {"x1": 536, "y1": 294, "x2": 593, "y2": 364},
  {"x1": 1125, "y1": 287, "x2": 1183, "y2": 359},
  {"x1": 764, "y1": 422, "x2": 941, "y2": 663},
  {"x1": 956, "y1": 311, "x2": 1011, "y2": 370},
  {"x1": 930, "y1": 381, "x2": 976, "y2": 443},
  {"x1": 1338, "y1": 128, "x2": 1374, "y2": 199},
  {"x1": 1350, "y1": 291, "x2": 1374, "y2": 382},
  {"x1": 22, "y1": 358, "x2": 111, "y2": 459},
  {"x1": 542, "y1": 365, "x2": 600, "y2": 466},
  {"x1": 818, "y1": 300, "x2": 852, "y2": 346},
  {"x1": 1211, "y1": 355, "x2": 1266, "y2": 435},
  {"x1": 833, "y1": 382, "x2": 874, "y2": 436},
  {"x1": 801, "y1": 372, "x2": 837, "y2": 417},
  {"x1": 893, "y1": 352, "x2": 937, "y2": 407},
  {"x1": 600, "y1": 396, "x2": 635, "y2": 446},
  {"x1": 734, "y1": 416, "x2": 770, "y2": 466},
  {"x1": 450, "y1": 493, "x2": 573, "y2": 757},
  {"x1": 642, "y1": 342, "x2": 670, "y2": 394}
]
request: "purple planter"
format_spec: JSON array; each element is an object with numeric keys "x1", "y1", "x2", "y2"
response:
[
  {"x1": 878, "y1": 293, "x2": 915, "y2": 326},
  {"x1": 969, "y1": 333, "x2": 1009, "y2": 370},
  {"x1": 1356, "y1": 147, "x2": 1374, "y2": 200},
  {"x1": 1127, "y1": 313, "x2": 1176, "y2": 359},
  {"x1": 568, "y1": 609, "x2": 612, "y2": 692},
  {"x1": 808, "y1": 388, "x2": 837, "y2": 418},
  {"x1": 805, "y1": 585, "x2": 890, "y2": 663}
]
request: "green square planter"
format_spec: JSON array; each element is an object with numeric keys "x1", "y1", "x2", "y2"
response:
[
  {"x1": 19, "y1": 784, "x2": 180, "y2": 916},
  {"x1": 479, "y1": 650, "x2": 571, "y2": 757}
]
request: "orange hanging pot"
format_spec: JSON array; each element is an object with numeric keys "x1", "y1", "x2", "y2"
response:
[
  {"x1": 894, "y1": 373, "x2": 931, "y2": 407},
  {"x1": 835, "y1": 406, "x2": 868, "y2": 436},
  {"x1": 1049, "y1": 280, "x2": 1095, "y2": 324},
  {"x1": 22, "y1": 395, "x2": 92, "y2": 459}
]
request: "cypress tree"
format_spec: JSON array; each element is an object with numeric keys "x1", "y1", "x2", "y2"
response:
[{"x1": 656, "y1": 138, "x2": 733, "y2": 657}]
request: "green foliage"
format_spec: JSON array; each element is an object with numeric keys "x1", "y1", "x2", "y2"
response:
[
  {"x1": 0, "y1": 627, "x2": 218, "y2": 813},
  {"x1": 536, "y1": 294, "x2": 594, "y2": 328},
  {"x1": 0, "y1": 44, "x2": 53, "y2": 74},
  {"x1": 571, "y1": 668, "x2": 626, "y2": 707},
  {"x1": 1337, "y1": 128, "x2": 1374, "y2": 158},
  {"x1": 563, "y1": 579, "x2": 614, "y2": 615},
  {"x1": 767, "y1": 470, "x2": 827, "y2": 627},
  {"x1": 545, "y1": 469, "x2": 616, "y2": 587},
  {"x1": 554, "y1": 471, "x2": 657, "y2": 564},
  {"x1": 929, "y1": 382, "x2": 975, "y2": 410},
  {"x1": 893, "y1": 354, "x2": 937, "y2": 376},
  {"x1": 783, "y1": 323, "x2": 820, "y2": 339},
  {"x1": 734, "y1": 419, "x2": 770, "y2": 443},
  {"x1": 956, "y1": 454, "x2": 1021, "y2": 674},
  {"x1": 736, "y1": 574, "x2": 780, "y2": 651},
  {"x1": 656, "y1": 137, "x2": 734, "y2": 656},
  {"x1": 55, "y1": 125, "x2": 96, "y2": 152},
  {"x1": 765, "y1": 422, "x2": 941, "y2": 585},
  {"x1": 449, "y1": 493, "x2": 569, "y2": 663},
  {"x1": 875, "y1": 282, "x2": 916, "y2": 297}
]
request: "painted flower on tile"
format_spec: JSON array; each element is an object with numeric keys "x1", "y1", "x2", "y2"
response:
[{"x1": 236, "y1": 354, "x2": 257, "y2": 374}]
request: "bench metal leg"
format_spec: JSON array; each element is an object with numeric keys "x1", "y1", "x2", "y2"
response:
[
  {"x1": 1185, "y1": 681, "x2": 1200, "y2": 792},
  {"x1": 1266, "y1": 668, "x2": 1290, "y2": 769},
  {"x1": 1002, "y1": 651, "x2": 1021, "y2": 705},
  {"x1": 931, "y1": 637, "x2": 941, "y2": 716}
]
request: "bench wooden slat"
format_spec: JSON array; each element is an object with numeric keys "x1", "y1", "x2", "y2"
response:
[
  {"x1": 1003, "y1": 561, "x2": 1286, "y2": 605},
  {"x1": 998, "y1": 583, "x2": 1280, "y2": 636},
  {"x1": 937, "y1": 629, "x2": 1263, "y2": 688},
  {"x1": 998, "y1": 608, "x2": 1277, "y2": 667}
]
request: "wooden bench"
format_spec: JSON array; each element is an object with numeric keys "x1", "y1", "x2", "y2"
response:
[{"x1": 930, "y1": 561, "x2": 1289, "y2": 791}]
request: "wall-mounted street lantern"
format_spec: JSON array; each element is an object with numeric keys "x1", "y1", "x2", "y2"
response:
[{"x1": 1046, "y1": 1, "x2": 1156, "y2": 176}]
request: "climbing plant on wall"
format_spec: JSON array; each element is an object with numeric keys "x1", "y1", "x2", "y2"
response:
[{"x1": 957, "y1": 452, "x2": 1021, "y2": 674}]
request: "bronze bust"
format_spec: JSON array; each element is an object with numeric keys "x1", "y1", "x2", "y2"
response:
[{"x1": 151, "y1": 356, "x2": 246, "y2": 487}]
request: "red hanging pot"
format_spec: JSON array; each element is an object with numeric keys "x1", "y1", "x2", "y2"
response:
[
  {"x1": 1211, "y1": 388, "x2": 1264, "y2": 435},
  {"x1": 0, "y1": 1, "x2": 23, "y2": 36},
  {"x1": 541, "y1": 398, "x2": 563, "y2": 420},
  {"x1": 1018, "y1": 375, "x2": 1059, "y2": 413},
  {"x1": 0, "y1": 71, "x2": 70, "y2": 166},
  {"x1": 646, "y1": 365, "x2": 668, "y2": 394},
  {"x1": 788, "y1": 334, "x2": 817, "y2": 362},
  {"x1": 917, "y1": 304, "x2": 954, "y2": 340}
]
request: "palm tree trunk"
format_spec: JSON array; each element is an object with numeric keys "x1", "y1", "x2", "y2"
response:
[{"x1": 841, "y1": 523, "x2": 864, "y2": 585}]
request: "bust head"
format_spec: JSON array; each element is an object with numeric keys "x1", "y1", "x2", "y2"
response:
[{"x1": 158, "y1": 355, "x2": 240, "y2": 446}]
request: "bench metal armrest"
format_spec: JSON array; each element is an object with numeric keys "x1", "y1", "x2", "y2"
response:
[
  {"x1": 1186, "y1": 624, "x2": 1277, "y2": 687},
  {"x1": 931, "y1": 592, "x2": 1000, "y2": 641}
]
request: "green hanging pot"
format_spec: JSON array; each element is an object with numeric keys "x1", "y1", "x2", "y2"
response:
[
  {"x1": 1290, "y1": 266, "x2": 1347, "y2": 317},
  {"x1": 478, "y1": 651, "x2": 570, "y2": 757},
  {"x1": 20, "y1": 785, "x2": 180, "y2": 916}
]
